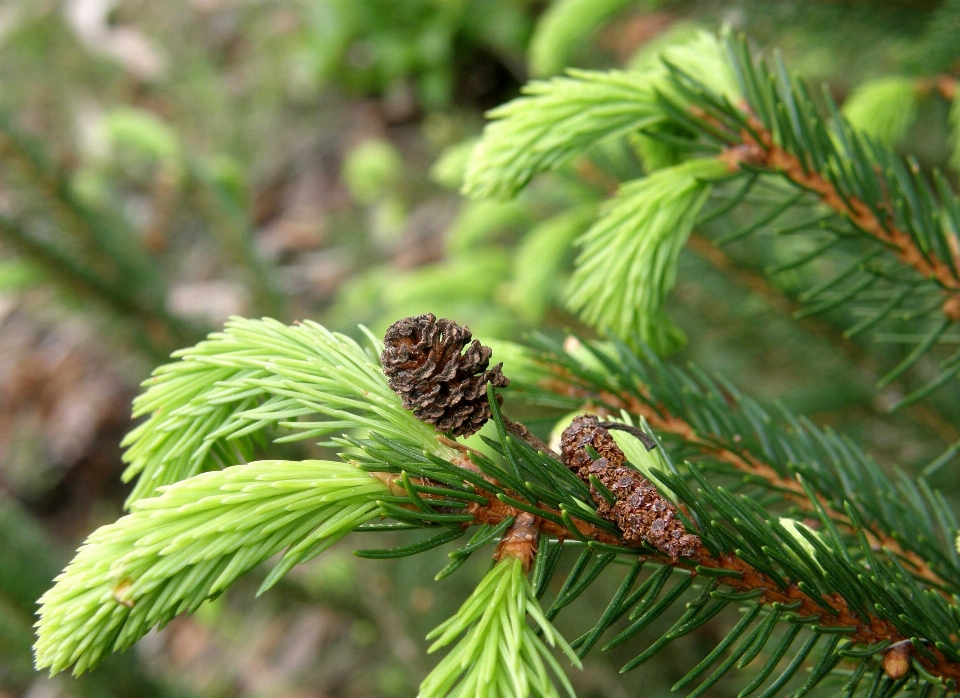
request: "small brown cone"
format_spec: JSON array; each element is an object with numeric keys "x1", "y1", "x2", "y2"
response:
[
  {"x1": 381, "y1": 314, "x2": 509, "y2": 437},
  {"x1": 560, "y1": 414, "x2": 700, "y2": 560}
]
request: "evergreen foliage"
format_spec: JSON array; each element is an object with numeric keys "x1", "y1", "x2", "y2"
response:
[
  {"x1": 462, "y1": 69, "x2": 661, "y2": 200},
  {"x1": 500, "y1": 334, "x2": 960, "y2": 593},
  {"x1": 419, "y1": 555, "x2": 580, "y2": 698},
  {"x1": 35, "y1": 460, "x2": 386, "y2": 675},
  {"x1": 30, "y1": 25, "x2": 960, "y2": 698},
  {"x1": 33, "y1": 314, "x2": 960, "y2": 696},
  {"x1": 527, "y1": 0, "x2": 634, "y2": 78},
  {"x1": 463, "y1": 31, "x2": 736, "y2": 201},
  {"x1": 841, "y1": 77, "x2": 920, "y2": 146},
  {"x1": 465, "y1": 30, "x2": 960, "y2": 402},
  {"x1": 120, "y1": 317, "x2": 453, "y2": 505},
  {"x1": 567, "y1": 157, "x2": 726, "y2": 353}
]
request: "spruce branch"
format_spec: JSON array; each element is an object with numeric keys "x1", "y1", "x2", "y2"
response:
[
  {"x1": 368, "y1": 396, "x2": 960, "y2": 690},
  {"x1": 354, "y1": 358, "x2": 960, "y2": 689},
  {"x1": 418, "y1": 555, "x2": 580, "y2": 698},
  {"x1": 34, "y1": 459, "x2": 387, "y2": 676},
  {"x1": 462, "y1": 68, "x2": 662, "y2": 200},
  {"x1": 121, "y1": 317, "x2": 455, "y2": 505},
  {"x1": 684, "y1": 231, "x2": 960, "y2": 447},
  {"x1": 466, "y1": 29, "x2": 960, "y2": 398},
  {"x1": 567, "y1": 157, "x2": 727, "y2": 353},
  {"x1": 668, "y1": 36, "x2": 960, "y2": 399},
  {"x1": 503, "y1": 336, "x2": 960, "y2": 594},
  {"x1": 34, "y1": 316, "x2": 960, "y2": 695},
  {"x1": 718, "y1": 116, "x2": 960, "y2": 318},
  {"x1": 463, "y1": 31, "x2": 737, "y2": 201}
]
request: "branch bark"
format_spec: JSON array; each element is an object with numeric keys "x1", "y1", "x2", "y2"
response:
[
  {"x1": 383, "y1": 430, "x2": 960, "y2": 683},
  {"x1": 456, "y1": 468, "x2": 960, "y2": 684},
  {"x1": 539, "y1": 372, "x2": 951, "y2": 592},
  {"x1": 718, "y1": 115, "x2": 960, "y2": 320}
]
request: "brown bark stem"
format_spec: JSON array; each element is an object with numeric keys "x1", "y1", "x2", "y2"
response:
[
  {"x1": 686, "y1": 232, "x2": 960, "y2": 445},
  {"x1": 718, "y1": 116, "x2": 960, "y2": 320},
  {"x1": 540, "y1": 375, "x2": 949, "y2": 591},
  {"x1": 375, "y1": 437, "x2": 960, "y2": 683},
  {"x1": 501, "y1": 413, "x2": 562, "y2": 460},
  {"x1": 492, "y1": 511, "x2": 540, "y2": 571},
  {"x1": 459, "y1": 480, "x2": 960, "y2": 684}
]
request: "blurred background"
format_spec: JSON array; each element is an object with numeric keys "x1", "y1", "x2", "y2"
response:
[{"x1": 2, "y1": 1, "x2": 959, "y2": 696}]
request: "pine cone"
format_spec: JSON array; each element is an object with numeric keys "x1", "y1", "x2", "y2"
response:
[
  {"x1": 381, "y1": 314, "x2": 509, "y2": 437},
  {"x1": 560, "y1": 414, "x2": 700, "y2": 561}
]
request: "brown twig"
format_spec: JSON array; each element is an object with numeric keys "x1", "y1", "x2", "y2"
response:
[
  {"x1": 501, "y1": 413, "x2": 561, "y2": 460},
  {"x1": 539, "y1": 373, "x2": 950, "y2": 591},
  {"x1": 456, "y1": 476, "x2": 960, "y2": 684},
  {"x1": 719, "y1": 115, "x2": 960, "y2": 320},
  {"x1": 377, "y1": 436, "x2": 960, "y2": 683},
  {"x1": 685, "y1": 232, "x2": 960, "y2": 446}
]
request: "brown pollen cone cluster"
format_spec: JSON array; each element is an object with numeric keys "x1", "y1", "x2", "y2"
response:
[
  {"x1": 381, "y1": 314, "x2": 509, "y2": 437},
  {"x1": 560, "y1": 414, "x2": 700, "y2": 561}
]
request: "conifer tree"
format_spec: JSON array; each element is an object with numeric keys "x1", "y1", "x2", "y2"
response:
[{"x1": 33, "y1": 30, "x2": 960, "y2": 698}]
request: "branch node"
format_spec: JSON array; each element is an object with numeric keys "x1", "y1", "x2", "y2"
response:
[
  {"x1": 502, "y1": 413, "x2": 561, "y2": 459},
  {"x1": 882, "y1": 642, "x2": 912, "y2": 680},
  {"x1": 493, "y1": 512, "x2": 540, "y2": 572}
]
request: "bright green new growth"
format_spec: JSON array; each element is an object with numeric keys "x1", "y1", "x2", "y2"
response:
[
  {"x1": 419, "y1": 556, "x2": 581, "y2": 698},
  {"x1": 842, "y1": 76, "x2": 920, "y2": 145},
  {"x1": 510, "y1": 206, "x2": 596, "y2": 323},
  {"x1": 567, "y1": 158, "x2": 726, "y2": 353},
  {"x1": 35, "y1": 459, "x2": 386, "y2": 676},
  {"x1": 121, "y1": 316, "x2": 454, "y2": 505},
  {"x1": 463, "y1": 32, "x2": 741, "y2": 347},
  {"x1": 778, "y1": 517, "x2": 827, "y2": 573},
  {"x1": 527, "y1": 0, "x2": 634, "y2": 78},
  {"x1": 431, "y1": 137, "x2": 480, "y2": 190},
  {"x1": 30, "y1": 25, "x2": 960, "y2": 696},
  {"x1": 462, "y1": 68, "x2": 662, "y2": 200},
  {"x1": 628, "y1": 29, "x2": 740, "y2": 104},
  {"x1": 463, "y1": 32, "x2": 738, "y2": 202}
]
